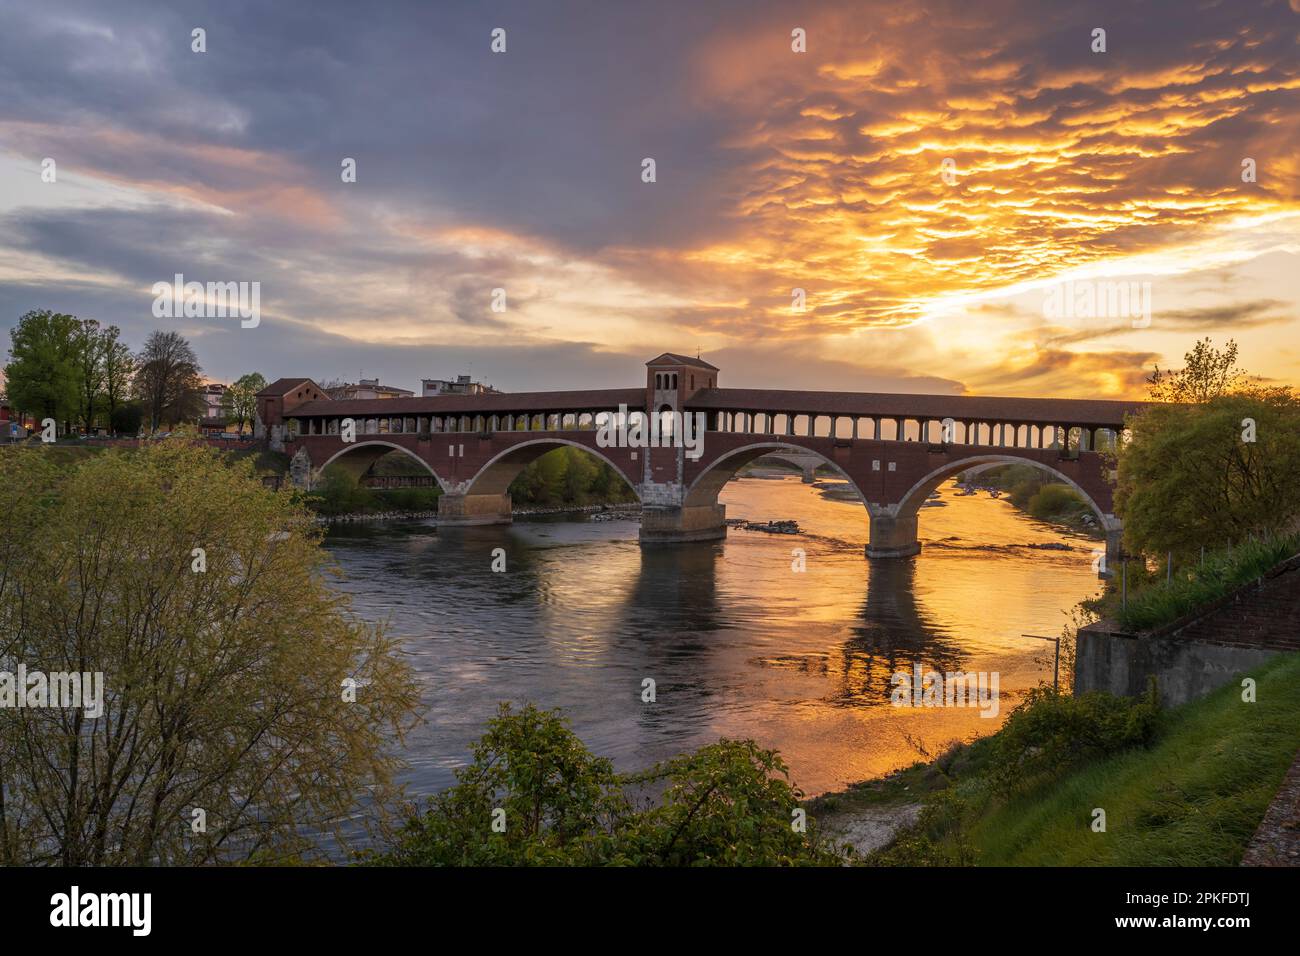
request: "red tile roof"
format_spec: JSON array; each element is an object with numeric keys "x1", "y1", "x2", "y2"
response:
[
  {"x1": 646, "y1": 352, "x2": 719, "y2": 371},
  {"x1": 256, "y1": 377, "x2": 316, "y2": 396}
]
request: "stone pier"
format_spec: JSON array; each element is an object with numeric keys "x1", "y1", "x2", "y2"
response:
[
  {"x1": 639, "y1": 503, "x2": 727, "y2": 545},
  {"x1": 865, "y1": 510, "x2": 921, "y2": 559}
]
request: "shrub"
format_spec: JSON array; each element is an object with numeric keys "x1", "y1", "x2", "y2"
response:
[
  {"x1": 1113, "y1": 532, "x2": 1300, "y2": 632},
  {"x1": 1027, "y1": 483, "x2": 1085, "y2": 521},
  {"x1": 990, "y1": 685, "x2": 1161, "y2": 793},
  {"x1": 369, "y1": 704, "x2": 846, "y2": 867}
]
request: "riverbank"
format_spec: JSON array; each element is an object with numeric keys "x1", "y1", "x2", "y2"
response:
[
  {"x1": 808, "y1": 652, "x2": 1300, "y2": 865},
  {"x1": 317, "y1": 501, "x2": 643, "y2": 524}
]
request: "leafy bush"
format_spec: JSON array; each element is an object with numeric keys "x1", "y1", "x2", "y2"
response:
[
  {"x1": 508, "y1": 446, "x2": 637, "y2": 507},
  {"x1": 369, "y1": 703, "x2": 846, "y2": 867},
  {"x1": 990, "y1": 685, "x2": 1161, "y2": 793},
  {"x1": 1027, "y1": 483, "x2": 1086, "y2": 521}
]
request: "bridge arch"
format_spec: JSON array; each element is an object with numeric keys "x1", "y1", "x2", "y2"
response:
[
  {"x1": 896, "y1": 454, "x2": 1111, "y2": 525},
  {"x1": 873, "y1": 453, "x2": 1122, "y2": 567},
  {"x1": 314, "y1": 440, "x2": 446, "y2": 489},
  {"x1": 460, "y1": 437, "x2": 641, "y2": 499},
  {"x1": 684, "y1": 442, "x2": 869, "y2": 515}
]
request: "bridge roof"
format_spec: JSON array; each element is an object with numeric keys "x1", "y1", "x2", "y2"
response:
[
  {"x1": 686, "y1": 387, "x2": 1148, "y2": 428},
  {"x1": 287, "y1": 387, "x2": 647, "y2": 417},
  {"x1": 646, "y1": 352, "x2": 719, "y2": 371}
]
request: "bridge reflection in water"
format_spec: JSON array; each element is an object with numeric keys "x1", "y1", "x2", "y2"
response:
[{"x1": 322, "y1": 474, "x2": 1102, "y2": 797}]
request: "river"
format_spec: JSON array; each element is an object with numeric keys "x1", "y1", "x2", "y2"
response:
[{"x1": 323, "y1": 474, "x2": 1103, "y2": 799}]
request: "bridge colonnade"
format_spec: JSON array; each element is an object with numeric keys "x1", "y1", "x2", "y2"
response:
[{"x1": 263, "y1": 354, "x2": 1140, "y2": 572}]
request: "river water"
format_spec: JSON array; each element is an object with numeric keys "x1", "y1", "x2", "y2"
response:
[{"x1": 323, "y1": 475, "x2": 1103, "y2": 799}]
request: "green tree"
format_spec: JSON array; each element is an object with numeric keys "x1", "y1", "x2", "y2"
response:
[
  {"x1": 3, "y1": 310, "x2": 81, "y2": 434},
  {"x1": 561, "y1": 446, "x2": 597, "y2": 503},
  {"x1": 0, "y1": 438, "x2": 419, "y2": 864},
  {"x1": 71, "y1": 318, "x2": 106, "y2": 430},
  {"x1": 371, "y1": 704, "x2": 846, "y2": 867},
  {"x1": 101, "y1": 326, "x2": 135, "y2": 432},
  {"x1": 134, "y1": 330, "x2": 204, "y2": 430},
  {"x1": 109, "y1": 401, "x2": 144, "y2": 436},
  {"x1": 221, "y1": 372, "x2": 267, "y2": 434},
  {"x1": 1116, "y1": 391, "x2": 1300, "y2": 556},
  {"x1": 1147, "y1": 337, "x2": 1250, "y2": 403}
]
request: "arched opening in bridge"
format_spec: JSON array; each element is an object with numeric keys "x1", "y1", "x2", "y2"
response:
[
  {"x1": 463, "y1": 439, "x2": 641, "y2": 507},
  {"x1": 877, "y1": 454, "x2": 1121, "y2": 565},
  {"x1": 313, "y1": 441, "x2": 443, "y2": 512},
  {"x1": 682, "y1": 442, "x2": 871, "y2": 532}
]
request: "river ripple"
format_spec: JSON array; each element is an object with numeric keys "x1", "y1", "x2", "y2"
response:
[{"x1": 323, "y1": 475, "x2": 1102, "y2": 798}]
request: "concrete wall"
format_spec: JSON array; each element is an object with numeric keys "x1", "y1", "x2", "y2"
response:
[{"x1": 1075, "y1": 624, "x2": 1286, "y2": 708}]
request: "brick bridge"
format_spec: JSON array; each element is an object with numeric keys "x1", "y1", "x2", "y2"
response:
[{"x1": 260, "y1": 353, "x2": 1146, "y2": 565}]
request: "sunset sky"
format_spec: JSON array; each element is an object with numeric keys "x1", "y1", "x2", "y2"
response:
[{"x1": 1, "y1": 0, "x2": 1297, "y2": 397}]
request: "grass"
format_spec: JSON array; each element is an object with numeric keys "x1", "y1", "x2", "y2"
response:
[
  {"x1": 915, "y1": 653, "x2": 1300, "y2": 866},
  {"x1": 1112, "y1": 533, "x2": 1300, "y2": 632}
]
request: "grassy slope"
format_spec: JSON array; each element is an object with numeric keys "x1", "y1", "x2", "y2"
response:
[{"x1": 966, "y1": 653, "x2": 1300, "y2": 865}]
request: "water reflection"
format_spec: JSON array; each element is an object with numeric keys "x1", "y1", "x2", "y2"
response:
[{"x1": 322, "y1": 475, "x2": 1102, "y2": 797}]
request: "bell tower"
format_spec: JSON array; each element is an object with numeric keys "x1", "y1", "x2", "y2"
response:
[{"x1": 644, "y1": 352, "x2": 718, "y2": 417}]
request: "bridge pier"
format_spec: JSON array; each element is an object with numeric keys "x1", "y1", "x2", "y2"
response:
[
  {"x1": 639, "y1": 504, "x2": 727, "y2": 545},
  {"x1": 437, "y1": 492, "x2": 513, "y2": 526},
  {"x1": 865, "y1": 510, "x2": 921, "y2": 559}
]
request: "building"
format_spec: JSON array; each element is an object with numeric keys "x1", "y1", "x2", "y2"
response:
[
  {"x1": 254, "y1": 377, "x2": 330, "y2": 449},
  {"x1": 0, "y1": 393, "x2": 22, "y2": 441},
  {"x1": 325, "y1": 378, "x2": 415, "y2": 401},
  {"x1": 421, "y1": 374, "x2": 499, "y2": 397},
  {"x1": 198, "y1": 382, "x2": 229, "y2": 436}
]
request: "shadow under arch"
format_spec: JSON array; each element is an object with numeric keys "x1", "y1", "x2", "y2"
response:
[
  {"x1": 462, "y1": 437, "x2": 641, "y2": 500},
  {"x1": 683, "y1": 441, "x2": 870, "y2": 519},
  {"x1": 314, "y1": 440, "x2": 445, "y2": 488}
]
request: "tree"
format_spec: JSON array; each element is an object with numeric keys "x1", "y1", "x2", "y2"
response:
[
  {"x1": 101, "y1": 326, "x2": 135, "y2": 431},
  {"x1": 109, "y1": 401, "x2": 144, "y2": 436},
  {"x1": 371, "y1": 703, "x2": 846, "y2": 867},
  {"x1": 134, "y1": 330, "x2": 204, "y2": 430},
  {"x1": 3, "y1": 310, "x2": 81, "y2": 434},
  {"x1": 1116, "y1": 391, "x2": 1300, "y2": 556},
  {"x1": 71, "y1": 318, "x2": 106, "y2": 430},
  {"x1": 1147, "y1": 338, "x2": 1250, "y2": 403},
  {"x1": 221, "y1": 372, "x2": 267, "y2": 434},
  {"x1": 0, "y1": 438, "x2": 419, "y2": 864}
]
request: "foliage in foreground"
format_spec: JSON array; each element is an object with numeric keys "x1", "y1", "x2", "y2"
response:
[
  {"x1": 0, "y1": 438, "x2": 420, "y2": 865},
  {"x1": 369, "y1": 703, "x2": 847, "y2": 866}
]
